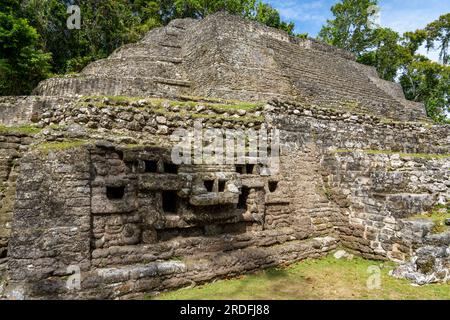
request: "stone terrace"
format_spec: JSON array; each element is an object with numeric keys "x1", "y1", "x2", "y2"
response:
[{"x1": 0, "y1": 12, "x2": 448, "y2": 299}]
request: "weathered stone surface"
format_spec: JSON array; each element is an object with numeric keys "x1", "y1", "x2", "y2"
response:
[
  {"x1": 391, "y1": 245, "x2": 450, "y2": 285},
  {"x1": 0, "y1": 12, "x2": 448, "y2": 299},
  {"x1": 29, "y1": 12, "x2": 426, "y2": 122}
]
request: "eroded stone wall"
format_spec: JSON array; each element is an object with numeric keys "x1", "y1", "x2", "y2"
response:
[
  {"x1": 31, "y1": 12, "x2": 427, "y2": 122},
  {"x1": 5, "y1": 140, "x2": 339, "y2": 299},
  {"x1": 0, "y1": 96, "x2": 448, "y2": 299},
  {"x1": 322, "y1": 152, "x2": 449, "y2": 261},
  {"x1": 0, "y1": 131, "x2": 33, "y2": 258}
]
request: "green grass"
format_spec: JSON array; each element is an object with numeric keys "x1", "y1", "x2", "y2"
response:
[
  {"x1": 0, "y1": 124, "x2": 41, "y2": 135},
  {"x1": 81, "y1": 95, "x2": 144, "y2": 104},
  {"x1": 150, "y1": 255, "x2": 450, "y2": 300},
  {"x1": 333, "y1": 149, "x2": 450, "y2": 160},
  {"x1": 35, "y1": 140, "x2": 90, "y2": 153},
  {"x1": 190, "y1": 112, "x2": 264, "y2": 123},
  {"x1": 409, "y1": 205, "x2": 450, "y2": 234}
]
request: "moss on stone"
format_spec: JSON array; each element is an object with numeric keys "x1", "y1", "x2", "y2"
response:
[
  {"x1": 81, "y1": 95, "x2": 144, "y2": 104},
  {"x1": 121, "y1": 143, "x2": 159, "y2": 150},
  {"x1": 77, "y1": 96, "x2": 263, "y2": 112},
  {"x1": 36, "y1": 140, "x2": 90, "y2": 153},
  {"x1": 409, "y1": 204, "x2": 450, "y2": 234},
  {"x1": 0, "y1": 125, "x2": 41, "y2": 135},
  {"x1": 191, "y1": 113, "x2": 264, "y2": 123}
]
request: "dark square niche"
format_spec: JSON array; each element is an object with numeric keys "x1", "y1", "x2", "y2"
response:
[
  {"x1": 106, "y1": 186, "x2": 125, "y2": 200},
  {"x1": 162, "y1": 191, "x2": 178, "y2": 214},
  {"x1": 204, "y1": 180, "x2": 214, "y2": 192},
  {"x1": 144, "y1": 160, "x2": 158, "y2": 173},
  {"x1": 238, "y1": 187, "x2": 250, "y2": 209},
  {"x1": 268, "y1": 181, "x2": 278, "y2": 193},
  {"x1": 218, "y1": 180, "x2": 226, "y2": 192},
  {"x1": 164, "y1": 162, "x2": 178, "y2": 174}
]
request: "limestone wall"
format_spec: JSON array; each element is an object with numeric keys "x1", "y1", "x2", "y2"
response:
[
  {"x1": 5, "y1": 140, "x2": 338, "y2": 299},
  {"x1": 7, "y1": 149, "x2": 92, "y2": 298},
  {"x1": 0, "y1": 96, "x2": 448, "y2": 298},
  {"x1": 0, "y1": 97, "x2": 43, "y2": 126},
  {"x1": 182, "y1": 12, "x2": 297, "y2": 101},
  {"x1": 270, "y1": 101, "x2": 447, "y2": 154},
  {"x1": 0, "y1": 131, "x2": 32, "y2": 258},
  {"x1": 0, "y1": 96, "x2": 73, "y2": 126},
  {"x1": 322, "y1": 152, "x2": 449, "y2": 261},
  {"x1": 30, "y1": 12, "x2": 427, "y2": 122}
]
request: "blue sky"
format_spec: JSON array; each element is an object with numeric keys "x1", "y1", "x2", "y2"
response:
[{"x1": 266, "y1": 0, "x2": 450, "y2": 61}]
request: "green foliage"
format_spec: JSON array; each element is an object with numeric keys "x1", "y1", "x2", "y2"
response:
[
  {"x1": 0, "y1": 5, "x2": 52, "y2": 95},
  {"x1": 36, "y1": 140, "x2": 90, "y2": 153},
  {"x1": 151, "y1": 254, "x2": 450, "y2": 300},
  {"x1": 253, "y1": 1, "x2": 295, "y2": 35},
  {"x1": 318, "y1": 0, "x2": 378, "y2": 54},
  {"x1": 319, "y1": 1, "x2": 449, "y2": 122},
  {"x1": 409, "y1": 204, "x2": 450, "y2": 234},
  {"x1": 0, "y1": 0, "x2": 298, "y2": 95},
  {"x1": 357, "y1": 28, "x2": 410, "y2": 81},
  {"x1": 399, "y1": 56, "x2": 450, "y2": 122},
  {"x1": 173, "y1": 0, "x2": 257, "y2": 19},
  {"x1": 171, "y1": 0, "x2": 295, "y2": 34},
  {"x1": 403, "y1": 29, "x2": 427, "y2": 56},
  {"x1": 0, "y1": 124, "x2": 42, "y2": 135},
  {"x1": 425, "y1": 13, "x2": 450, "y2": 65},
  {"x1": 16, "y1": 0, "x2": 159, "y2": 75}
]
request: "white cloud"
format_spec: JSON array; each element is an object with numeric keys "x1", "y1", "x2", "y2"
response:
[
  {"x1": 268, "y1": 0, "x2": 449, "y2": 62},
  {"x1": 378, "y1": 1, "x2": 450, "y2": 62}
]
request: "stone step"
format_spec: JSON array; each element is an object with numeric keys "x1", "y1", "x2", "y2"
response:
[
  {"x1": 34, "y1": 76, "x2": 191, "y2": 97},
  {"x1": 276, "y1": 56, "x2": 400, "y2": 102},
  {"x1": 110, "y1": 43, "x2": 182, "y2": 59},
  {"x1": 82, "y1": 57, "x2": 187, "y2": 80},
  {"x1": 290, "y1": 76, "x2": 400, "y2": 106},
  {"x1": 285, "y1": 64, "x2": 396, "y2": 97},
  {"x1": 107, "y1": 56, "x2": 183, "y2": 64},
  {"x1": 271, "y1": 41, "x2": 402, "y2": 105}
]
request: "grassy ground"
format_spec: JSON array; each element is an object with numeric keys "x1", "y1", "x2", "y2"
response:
[
  {"x1": 409, "y1": 204, "x2": 450, "y2": 234},
  {"x1": 151, "y1": 255, "x2": 450, "y2": 300}
]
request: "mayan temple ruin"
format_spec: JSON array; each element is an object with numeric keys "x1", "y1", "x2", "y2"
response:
[{"x1": 0, "y1": 12, "x2": 448, "y2": 299}]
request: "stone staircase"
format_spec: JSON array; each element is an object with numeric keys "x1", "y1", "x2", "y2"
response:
[
  {"x1": 33, "y1": 19, "x2": 196, "y2": 98},
  {"x1": 269, "y1": 40, "x2": 424, "y2": 120},
  {"x1": 31, "y1": 12, "x2": 427, "y2": 122}
]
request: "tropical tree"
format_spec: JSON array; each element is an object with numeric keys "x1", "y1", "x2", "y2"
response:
[
  {"x1": 318, "y1": 0, "x2": 378, "y2": 55},
  {"x1": 358, "y1": 28, "x2": 410, "y2": 81},
  {"x1": 425, "y1": 13, "x2": 450, "y2": 65},
  {"x1": 0, "y1": 3, "x2": 52, "y2": 95},
  {"x1": 400, "y1": 56, "x2": 450, "y2": 122},
  {"x1": 172, "y1": 0, "x2": 256, "y2": 19},
  {"x1": 253, "y1": 2, "x2": 295, "y2": 34}
]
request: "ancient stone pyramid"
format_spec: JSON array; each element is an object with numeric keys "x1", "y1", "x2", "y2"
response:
[
  {"x1": 0, "y1": 12, "x2": 448, "y2": 300},
  {"x1": 34, "y1": 11, "x2": 425, "y2": 121}
]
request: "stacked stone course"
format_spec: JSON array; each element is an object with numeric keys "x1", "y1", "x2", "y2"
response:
[{"x1": 0, "y1": 12, "x2": 448, "y2": 298}]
